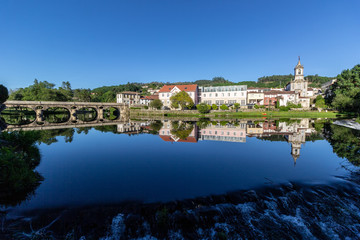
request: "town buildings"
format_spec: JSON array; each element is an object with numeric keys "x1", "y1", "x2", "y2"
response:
[
  {"x1": 199, "y1": 85, "x2": 247, "y2": 106},
  {"x1": 158, "y1": 84, "x2": 198, "y2": 108},
  {"x1": 116, "y1": 91, "x2": 140, "y2": 105},
  {"x1": 118, "y1": 58, "x2": 317, "y2": 109},
  {"x1": 139, "y1": 95, "x2": 159, "y2": 105}
]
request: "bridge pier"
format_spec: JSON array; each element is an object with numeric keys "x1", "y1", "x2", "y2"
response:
[
  {"x1": 97, "y1": 107, "x2": 104, "y2": 121},
  {"x1": 35, "y1": 108, "x2": 44, "y2": 122},
  {"x1": 70, "y1": 108, "x2": 77, "y2": 122}
]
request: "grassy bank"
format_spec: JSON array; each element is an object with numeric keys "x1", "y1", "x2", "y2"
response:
[{"x1": 131, "y1": 110, "x2": 353, "y2": 119}]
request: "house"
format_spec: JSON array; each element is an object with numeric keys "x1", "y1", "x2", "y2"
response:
[
  {"x1": 158, "y1": 84, "x2": 198, "y2": 108},
  {"x1": 116, "y1": 91, "x2": 140, "y2": 105},
  {"x1": 139, "y1": 94, "x2": 159, "y2": 105},
  {"x1": 247, "y1": 91, "x2": 264, "y2": 105},
  {"x1": 199, "y1": 85, "x2": 247, "y2": 106}
]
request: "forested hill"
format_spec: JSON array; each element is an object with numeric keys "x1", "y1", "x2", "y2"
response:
[
  {"x1": 258, "y1": 74, "x2": 334, "y2": 87},
  {"x1": 7, "y1": 74, "x2": 334, "y2": 103}
]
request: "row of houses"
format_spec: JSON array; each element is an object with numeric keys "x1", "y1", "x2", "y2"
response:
[{"x1": 117, "y1": 58, "x2": 320, "y2": 109}]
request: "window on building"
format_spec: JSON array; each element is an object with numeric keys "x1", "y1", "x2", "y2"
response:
[
  {"x1": 204, "y1": 94, "x2": 206, "y2": 97},
  {"x1": 241, "y1": 100, "x2": 245, "y2": 105},
  {"x1": 215, "y1": 93, "x2": 218, "y2": 97},
  {"x1": 162, "y1": 93, "x2": 164, "y2": 97},
  {"x1": 228, "y1": 93, "x2": 230, "y2": 96},
  {"x1": 234, "y1": 93, "x2": 237, "y2": 96}
]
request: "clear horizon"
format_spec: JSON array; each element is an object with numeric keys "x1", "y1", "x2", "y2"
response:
[{"x1": 1, "y1": 0, "x2": 359, "y2": 90}]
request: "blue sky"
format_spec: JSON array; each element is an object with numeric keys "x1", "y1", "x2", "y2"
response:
[{"x1": 1, "y1": 0, "x2": 359, "y2": 90}]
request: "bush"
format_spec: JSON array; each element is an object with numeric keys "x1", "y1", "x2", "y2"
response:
[
  {"x1": 254, "y1": 104, "x2": 259, "y2": 109},
  {"x1": 220, "y1": 104, "x2": 229, "y2": 110},
  {"x1": 234, "y1": 103, "x2": 240, "y2": 109},
  {"x1": 196, "y1": 103, "x2": 211, "y2": 114},
  {"x1": 212, "y1": 104, "x2": 218, "y2": 110},
  {"x1": 279, "y1": 106, "x2": 290, "y2": 111},
  {"x1": 144, "y1": 106, "x2": 149, "y2": 109},
  {"x1": 150, "y1": 99, "x2": 163, "y2": 110},
  {"x1": 0, "y1": 84, "x2": 9, "y2": 104},
  {"x1": 286, "y1": 102, "x2": 302, "y2": 108}
]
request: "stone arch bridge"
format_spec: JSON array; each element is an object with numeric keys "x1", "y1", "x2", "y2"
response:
[{"x1": 2, "y1": 100, "x2": 130, "y2": 127}]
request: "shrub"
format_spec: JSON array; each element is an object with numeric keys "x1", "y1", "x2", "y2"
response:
[
  {"x1": 212, "y1": 104, "x2": 218, "y2": 110},
  {"x1": 254, "y1": 104, "x2": 260, "y2": 109},
  {"x1": 0, "y1": 84, "x2": 9, "y2": 104},
  {"x1": 144, "y1": 106, "x2": 149, "y2": 109},
  {"x1": 220, "y1": 104, "x2": 229, "y2": 110},
  {"x1": 286, "y1": 102, "x2": 302, "y2": 108},
  {"x1": 279, "y1": 106, "x2": 290, "y2": 111},
  {"x1": 150, "y1": 99, "x2": 163, "y2": 110},
  {"x1": 196, "y1": 103, "x2": 211, "y2": 114},
  {"x1": 234, "y1": 103, "x2": 240, "y2": 109}
]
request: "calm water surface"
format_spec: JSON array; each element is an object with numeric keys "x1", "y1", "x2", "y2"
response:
[
  {"x1": 2, "y1": 118, "x2": 360, "y2": 239},
  {"x1": 10, "y1": 119, "x2": 352, "y2": 211}
]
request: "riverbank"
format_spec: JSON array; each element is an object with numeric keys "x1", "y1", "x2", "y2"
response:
[{"x1": 130, "y1": 109, "x2": 352, "y2": 119}]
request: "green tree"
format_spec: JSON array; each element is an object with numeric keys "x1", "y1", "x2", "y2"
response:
[
  {"x1": 150, "y1": 99, "x2": 163, "y2": 110},
  {"x1": 196, "y1": 103, "x2": 211, "y2": 114},
  {"x1": 212, "y1": 104, "x2": 218, "y2": 110},
  {"x1": 234, "y1": 103, "x2": 240, "y2": 109},
  {"x1": 170, "y1": 91, "x2": 194, "y2": 110},
  {"x1": 220, "y1": 104, "x2": 229, "y2": 110},
  {"x1": 328, "y1": 64, "x2": 360, "y2": 112},
  {"x1": 74, "y1": 89, "x2": 91, "y2": 102},
  {"x1": 314, "y1": 95, "x2": 326, "y2": 109},
  {"x1": 0, "y1": 84, "x2": 9, "y2": 103}
]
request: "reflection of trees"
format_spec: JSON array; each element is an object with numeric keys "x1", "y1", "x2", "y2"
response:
[
  {"x1": 196, "y1": 118, "x2": 211, "y2": 129},
  {"x1": 149, "y1": 121, "x2": 163, "y2": 134},
  {"x1": 323, "y1": 124, "x2": 360, "y2": 166},
  {"x1": 0, "y1": 131, "x2": 43, "y2": 207},
  {"x1": 1, "y1": 108, "x2": 36, "y2": 125},
  {"x1": 170, "y1": 121, "x2": 194, "y2": 140},
  {"x1": 36, "y1": 128, "x2": 75, "y2": 145}
]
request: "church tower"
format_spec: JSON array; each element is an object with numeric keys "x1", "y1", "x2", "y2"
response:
[{"x1": 290, "y1": 57, "x2": 308, "y2": 97}]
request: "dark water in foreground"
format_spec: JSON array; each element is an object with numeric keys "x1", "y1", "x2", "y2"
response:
[{"x1": 1, "y1": 118, "x2": 360, "y2": 239}]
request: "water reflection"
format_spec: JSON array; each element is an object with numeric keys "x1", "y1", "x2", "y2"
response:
[{"x1": 1, "y1": 117, "x2": 360, "y2": 238}]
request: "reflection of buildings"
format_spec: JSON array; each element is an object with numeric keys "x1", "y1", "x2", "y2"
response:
[
  {"x1": 246, "y1": 119, "x2": 315, "y2": 164},
  {"x1": 117, "y1": 121, "x2": 151, "y2": 135},
  {"x1": 153, "y1": 119, "x2": 317, "y2": 164},
  {"x1": 199, "y1": 122, "x2": 247, "y2": 143},
  {"x1": 159, "y1": 121, "x2": 198, "y2": 143}
]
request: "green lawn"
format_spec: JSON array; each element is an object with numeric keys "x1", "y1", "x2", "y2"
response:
[{"x1": 131, "y1": 110, "x2": 352, "y2": 119}]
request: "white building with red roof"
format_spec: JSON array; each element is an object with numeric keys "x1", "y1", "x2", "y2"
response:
[{"x1": 158, "y1": 84, "x2": 198, "y2": 108}]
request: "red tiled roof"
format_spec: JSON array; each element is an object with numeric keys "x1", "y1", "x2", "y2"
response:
[
  {"x1": 120, "y1": 91, "x2": 140, "y2": 94},
  {"x1": 159, "y1": 135, "x2": 197, "y2": 143},
  {"x1": 145, "y1": 95, "x2": 159, "y2": 100},
  {"x1": 264, "y1": 91, "x2": 295, "y2": 95},
  {"x1": 158, "y1": 84, "x2": 197, "y2": 93}
]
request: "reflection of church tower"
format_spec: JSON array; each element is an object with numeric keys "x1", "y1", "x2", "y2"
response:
[
  {"x1": 291, "y1": 141, "x2": 301, "y2": 165},
  {"x1": 288, "y1": 129, "x2": 306, "y2": 165},
  {"x1": 290, "y1": 57, "x2": 308, "y2": 97}
]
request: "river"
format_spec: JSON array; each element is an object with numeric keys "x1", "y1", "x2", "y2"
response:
[{"x1": 0, "y1": 117, "x2": 359, "y2": 239}]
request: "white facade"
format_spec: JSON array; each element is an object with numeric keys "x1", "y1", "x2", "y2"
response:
[
  {"x1": 158, "y1": 85, "x2": 198, "y2": 108},
  {"x1": 199, "y1": 85, "x2": 247, "y2": 106},
  {"x1": 116, "y1": 92, "x2": 140, "y2": 105}
]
